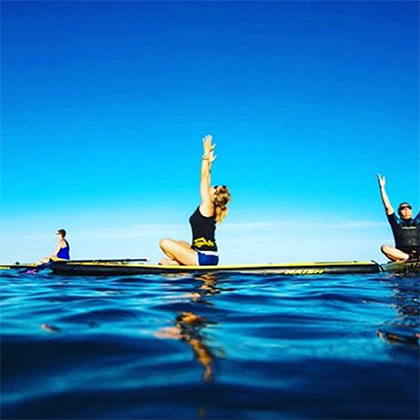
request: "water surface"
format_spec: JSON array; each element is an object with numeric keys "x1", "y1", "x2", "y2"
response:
[{"x1": 1, "y1": 270, "x2": 419, "y2": 419}]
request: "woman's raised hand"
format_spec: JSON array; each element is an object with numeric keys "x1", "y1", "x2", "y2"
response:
[
  {"x1": 377, "y1": 173, "x2": 386, "y2": 188},
  {"x1": 203, "y1": 134, "x2": 217, "y2": 162}
]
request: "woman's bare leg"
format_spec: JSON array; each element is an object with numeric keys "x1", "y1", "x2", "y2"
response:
[
  {"x1": 178, "y1": 240, "x2": 192, "y2": 247},
  {"x1": 381, "y1": 244, "x2": 410, "y2": 262},
  {"x1": 159, "y1": 238, "x2": 198, "y2": 265}
]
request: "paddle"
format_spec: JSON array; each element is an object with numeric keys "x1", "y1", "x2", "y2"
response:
[
  {"x1": 19, "y1": 258, "x2": 150, "y2": 274},
  {"x1": 60, "y1": 258, "x2": 150, "y2": 263}
]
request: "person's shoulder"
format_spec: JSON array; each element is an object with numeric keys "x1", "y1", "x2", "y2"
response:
[
  {"x1": 199, "y1": 203, "x2": 214, "y2": 218},
  {"x1": 387, "y1": 212, "x2": 399, "y2": 222}
]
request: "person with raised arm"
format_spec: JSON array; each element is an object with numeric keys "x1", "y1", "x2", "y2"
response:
[
  {"x1": 159, "y1": 134, "x2": 231, "y2": 266},
  {"x1": 377, "y1": 174, "x2": 419, "y2": 261}
]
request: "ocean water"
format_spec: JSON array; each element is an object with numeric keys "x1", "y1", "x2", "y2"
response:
[{"x1": 1, "y1": 270, "x2": 419, "y2": 419}]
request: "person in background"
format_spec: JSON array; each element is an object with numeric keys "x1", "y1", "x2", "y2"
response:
[
  {"x1": 41, "y1": 229, "x2": 71, "y2": 263},
  {"x1": 159, "y1": 134, "x2": 231, "y2": 266},
  {"x1": 377, "y1": 174, "x2": 419, "y2": 261}
]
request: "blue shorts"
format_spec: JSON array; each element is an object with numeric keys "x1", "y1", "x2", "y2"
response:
[{"x1": 196, "y1": 250, "x2": 219, "y2": 266}]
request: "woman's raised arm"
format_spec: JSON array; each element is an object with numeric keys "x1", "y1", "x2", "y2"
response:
[{"x1": 199, "y1": 134, "x2": 216, "y2": 216}]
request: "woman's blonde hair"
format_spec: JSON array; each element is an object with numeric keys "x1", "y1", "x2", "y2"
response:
[{"x1": 213, "y1": 186, "x2": 231, "y2": 224}]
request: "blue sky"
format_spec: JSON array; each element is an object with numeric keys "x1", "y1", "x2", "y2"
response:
[{"x1": 1, "y1": 1, "x2": 419, "y2": 264}]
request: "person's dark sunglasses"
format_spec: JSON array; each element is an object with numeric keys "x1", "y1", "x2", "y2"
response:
[{"x1": 399, "y1": 205, "x2": 412, "y2": 210}]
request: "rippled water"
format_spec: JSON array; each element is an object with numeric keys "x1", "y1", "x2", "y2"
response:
[{"x1": 1, "y1": 270, "x2": 419, "y2": 419}]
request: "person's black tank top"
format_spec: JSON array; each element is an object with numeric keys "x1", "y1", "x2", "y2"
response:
[
  {"x1": 189, "y1": 207, "x2": 217, "y2": 252},
  {"x1": 388, "y1": 213, "x2": 420, "y2": 248}
]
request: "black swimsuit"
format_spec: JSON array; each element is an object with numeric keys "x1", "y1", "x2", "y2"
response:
[
  {"x1": 189, "y1": 207, "x2": 217, "y2": 252},
  {"x1": 387, "y1": 213, "x2": 420, "y2": 258}
]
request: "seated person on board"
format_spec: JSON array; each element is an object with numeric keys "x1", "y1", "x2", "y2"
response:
[
  {"x1": 41, "y1": 229, "x2": 71, "y2": 263},
  {"x1": 159, "y1": 134, "x2": 231, "y2": 266},
  {"x1": 377, "y1": 174, "x2": 419, "y2": 261}
]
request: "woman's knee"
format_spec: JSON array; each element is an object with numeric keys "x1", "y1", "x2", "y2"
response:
[
  {"x1": 381, "y1": 244, "x2": 391, "y2": 253},
  {"x1": 159, "y1": 238, "x2": 173, "y2": 250}
]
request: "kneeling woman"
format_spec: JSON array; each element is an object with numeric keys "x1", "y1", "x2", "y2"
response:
[{"x1": 160, "y1": 134, "x2": 231, "y2": 266}]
